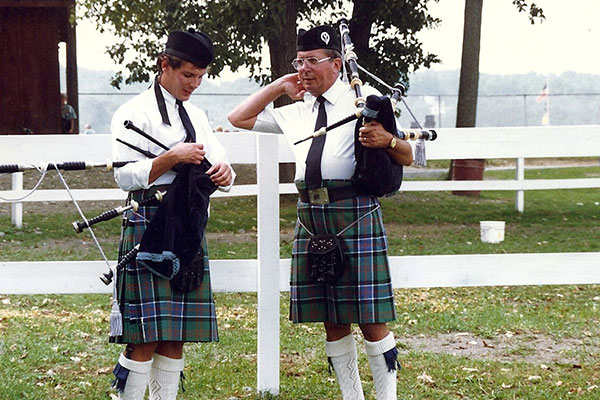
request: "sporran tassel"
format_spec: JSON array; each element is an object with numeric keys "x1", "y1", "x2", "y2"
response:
[
  {"x1": 414, "y1": 138, "x2": 427, "y2": 167},
  {"x1": 382, "y1": 347, "x2": 401, "y2": 372},
  {"x1": 109, "y1": 300, "x2": 123, "y2": 337},
  {"x1": 112, "y1": 361, "x2": 129, "y2": 391},
  {"x1": 180, "y1": 371, "x2": 187, "y2": 393},
  {"x1": 109, "y1": 266, "x2": 123, "y2": 337}
]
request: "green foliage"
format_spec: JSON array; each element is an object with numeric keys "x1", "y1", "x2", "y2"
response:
[
  {"x1": 512, "y1": 0, "x2": 546, "y2": 23},
  {"x1": 78, "y1": 0, "x2": 440, "y2": 89}
]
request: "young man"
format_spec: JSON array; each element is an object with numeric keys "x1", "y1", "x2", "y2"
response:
[
  {"x1": 228, "y1": 25, "x2": 412, "y2": 399},
  {"x1": 110, "y1": 28, "x2": 234, "y2": 400}
]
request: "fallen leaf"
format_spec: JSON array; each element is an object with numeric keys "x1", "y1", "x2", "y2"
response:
[{"x1": 417, "y1": 372, "x2": 435, "y2": 385}]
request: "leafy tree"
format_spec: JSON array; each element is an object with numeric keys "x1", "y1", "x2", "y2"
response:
[{"x1": 79, "y1": 0, "x2": 440, "y2": 93}]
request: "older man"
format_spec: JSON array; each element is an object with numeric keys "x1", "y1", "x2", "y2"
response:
[{"x1": 228, "y1": 24, "x2": 412, "y2": 399}]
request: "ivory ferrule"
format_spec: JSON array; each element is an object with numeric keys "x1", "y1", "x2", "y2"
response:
[
  {"x1": 344, "y1": 50, "x2": 358, "y2": 63},
  {"x1": 350, "y1": 77, "x2": 363, "y2": 89},
  {"x1": 354, "y1": 97, "x2": 366, "y2": 107},
  {"x1": 314, "y1": 127, "x2": 327, "y2": 137}
]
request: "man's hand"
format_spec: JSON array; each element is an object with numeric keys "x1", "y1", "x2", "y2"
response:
[
  {"x1": 358, "y1": 120, "x2": 393, "y2": 149},
  {"x1": 358, "y1": 120, "x2": 413, "y2": 166},
  {"x1": 206, "y1": 161, "x2": 233, "y2": 187},
  {"x1": 278, "y1": 73, "x2": 306, "y2": 101},
  {"x1": 149, "y1": 142, "x2": 206, "y2": 184},
  {"x1": 227, "y1": 73, "x2": 305, "y2": 130},
  {"x1": 169, "y1": 142, "x2": 206, "y2": 164}
]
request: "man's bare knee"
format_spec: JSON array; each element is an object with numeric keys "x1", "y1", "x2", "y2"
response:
[
  {"x1": 156, "y1": 341, "x2": 185, "y2": 359},
  {"x1": 324, "y1": 322, "x2": 352, "y2": 341},
  {"x1": 359, "y1": 323, "x2": 390, "y2": 342},
  {"x1": 125, "y1": 342, "x2": 158, "y2": 362}
]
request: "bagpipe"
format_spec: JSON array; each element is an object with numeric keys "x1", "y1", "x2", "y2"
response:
[
  {"x1": 0, "y1": 121, "x2": 159, "y2": 175},
  {"x1": 88, "y1": 120, "x2": 216, "y2": 288},
  {"x1": 293, "y1": 84, "x2": 437, "y2": 145},
  {"x1": 0, "y1": 160, "x2": 133, "y2": 174},
  {"x1": 71, "y1": 120, "x2": 175, "y2": 235},
  {"x1": 74, "y1": 120, "x2": 173, "y2": 284},
  {"x1": 100, "y1": 244, "x2": 140, "y2": 285},
  {"x1": 71, "y1": 189, "x2": 166, "y2": 233},
  {"x1": 295, "y1": 19, "x2": 437, "y2": 170}
]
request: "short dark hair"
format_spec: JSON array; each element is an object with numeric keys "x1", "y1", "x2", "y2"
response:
[{"x1": 156, "y1": 53, "x2": 184, "y2": 74}]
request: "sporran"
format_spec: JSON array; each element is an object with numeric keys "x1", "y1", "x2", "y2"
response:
[
  {"x1": 307, "y1": 233, "x2": 346, "y2": 284},
  {"x1": 298, "y1": 203, "x2": 381, "y2": 284}
]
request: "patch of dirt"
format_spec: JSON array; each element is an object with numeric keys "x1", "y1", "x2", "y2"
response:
[{"x1": 399, "y1": 332, "x2": 600, "y2": 365}]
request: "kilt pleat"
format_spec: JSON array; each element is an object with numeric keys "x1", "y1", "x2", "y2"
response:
[
  {"x1": 290, "y1": 181, "x2": 396, "y2": 324},
  {"x1": 110, "y1": 202, "x2": 218, "y2": 344}
]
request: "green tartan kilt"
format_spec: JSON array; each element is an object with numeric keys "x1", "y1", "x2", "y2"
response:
[
  {"x1": 110, "y1": 201, "x2": 218, "y2": 344},
  {"x1": 290, "y1": 181, "x2": 396, "y2": 324}
]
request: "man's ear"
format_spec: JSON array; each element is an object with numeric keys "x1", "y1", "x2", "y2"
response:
[
  {"x1": 160, "y1": 57, "x2": 169, "y2": 73},
  {"x1": 333, "y1": 57, "x2": 343, "y2": 72}
]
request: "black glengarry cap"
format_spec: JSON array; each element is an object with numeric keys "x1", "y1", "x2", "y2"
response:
[
  {"x1": 297, "y1": 25, "x2": 341, "y2": 53},
  {"x1": 165, "y1": 28, "x2": 214, "y2": 68}
]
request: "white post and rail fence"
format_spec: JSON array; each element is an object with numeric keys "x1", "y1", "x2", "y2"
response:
[{"x1": 1, "y1": 126, "x2": 600, "y2": 395}]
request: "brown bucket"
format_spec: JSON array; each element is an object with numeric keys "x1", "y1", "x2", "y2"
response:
[{"x1": 450, "y1": 159, "x2": 485, "y2": 197}]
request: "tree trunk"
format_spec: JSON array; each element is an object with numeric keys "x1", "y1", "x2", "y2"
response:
[
  {"x1": 450, "y1": 0, "x2": 485, "y2": 197},
  {"x1": 349, "y1": 0, "x2": 379, "y2": 53},
  {"x1": 267, "y1": 0, "x2": 297, "y2": 182}
]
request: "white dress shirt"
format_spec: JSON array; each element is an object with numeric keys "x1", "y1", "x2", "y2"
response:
[
  {"x1": 111, "y1": 81, "x2": 234, "y2": 191},
  {"x1": 253, "y1": 78, "x2": 380, "y2": 182}
]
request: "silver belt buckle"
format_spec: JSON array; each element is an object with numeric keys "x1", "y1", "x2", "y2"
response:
[{"x1": 308, "y1": 187, "x2": 329, "y2": 204}]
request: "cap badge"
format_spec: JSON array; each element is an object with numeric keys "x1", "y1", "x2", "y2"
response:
[{"x1": 320, "y1": 32, "x2": 330, "y2": 45}]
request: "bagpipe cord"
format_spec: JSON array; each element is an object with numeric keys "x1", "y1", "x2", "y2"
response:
[
  {"x1": 52, "y1": 165, "x2": 123, "y2": 336},
  {"x1": 0, "y1": 165, "x2": 48, "y2": 202}
]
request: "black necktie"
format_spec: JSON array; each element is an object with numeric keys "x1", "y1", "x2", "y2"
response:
[
  {"x1": 176, "y1": 100, "x2": 196, "y2": 143},
  {"x1": 305, "y1": 96, "x2": 327, "y2": 189}
]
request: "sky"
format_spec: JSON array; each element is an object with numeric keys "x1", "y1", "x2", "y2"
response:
[{"x1": 74, "y1": 1, "x2": 599, "y2": 78}]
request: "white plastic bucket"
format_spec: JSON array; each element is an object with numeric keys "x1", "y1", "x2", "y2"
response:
[{"x1": 480, "y1": 221, "x2": 505, "y2": 243}]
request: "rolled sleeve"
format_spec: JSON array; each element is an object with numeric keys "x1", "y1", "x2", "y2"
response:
[
  {"x1": 111, "y1": 108, "x2": 155, "y2": 191},
  {"x1": 253, "y1": 109, "x2": 283, "y2": 133}
]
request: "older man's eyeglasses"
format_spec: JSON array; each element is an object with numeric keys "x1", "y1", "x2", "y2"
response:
[{"x1": 291, "y1": 57, "x2": 332, "y2": 71}]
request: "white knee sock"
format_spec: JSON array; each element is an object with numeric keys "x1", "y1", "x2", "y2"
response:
[
  {"x1": 148, "y1": 353, "x2": 185, "y2": 400},
  {"x1": 325, "y1": 334, "x2": 365, "y2": 400},
  {"x1": 115, "y1": 353, "x2": 153, "y2": 400},
  {"x1": 364, "y1": 332, "x2": 400, "y2": 400}
]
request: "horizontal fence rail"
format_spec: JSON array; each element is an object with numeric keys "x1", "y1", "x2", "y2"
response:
[{"x1": 2, "y1": 253, "x2": 600, "y2": 295}]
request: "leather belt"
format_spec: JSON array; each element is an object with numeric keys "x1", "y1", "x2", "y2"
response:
[
  {"x1": 298, "y1": 185, "x2": 360, "y2": 205},
  {"x1": 128, "y1": 184, "x2": 171, "y2": 204}
]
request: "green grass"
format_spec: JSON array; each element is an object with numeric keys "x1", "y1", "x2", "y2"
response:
[
  {"x1": 1, "y1": 164, "x2": 600, "y2": 398},
  {"x1": 2, "y1": 287, "x2": 599, "y2": 399}
]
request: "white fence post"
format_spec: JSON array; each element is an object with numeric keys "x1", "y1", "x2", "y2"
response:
[
  {"x1": 11, "y1": 172, "x2": 23, "y2": 228},
  {"x1": 515, "y1": 157, "x2": 525, "y2": 213},
  {"x1": 256, "y1": 133, "x2": 280, "y2": 396}
]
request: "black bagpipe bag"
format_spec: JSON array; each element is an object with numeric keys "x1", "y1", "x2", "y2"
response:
[
  {"x1": 136, "y1": 161, "x2": 217, "y2": 292},
  {"x1": 352, "y1": 94, "x2": 404, "y2": 197}
]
